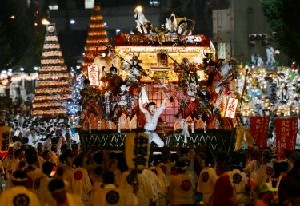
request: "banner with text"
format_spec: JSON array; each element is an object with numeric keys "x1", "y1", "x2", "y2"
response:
[
  {"x1": 249, "y1": 116, "x2": 270, "y2": 148},
  {"x1": 225, "y1": 98, "x2": 238, "y2": 118},
  {"x1": 88, "y1": 64, "x2": 99, "y2": 86},
  {"x1": 275, "y1": 117, "x2": 298, "y2": 159}
]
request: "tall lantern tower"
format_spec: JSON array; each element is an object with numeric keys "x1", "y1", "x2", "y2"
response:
[
  {"x1": 32, "y1": 24, "x2": 71, "y2": 117},
  {"x1": 81, "y1": 6, "x2": 109, "y2": 76}
]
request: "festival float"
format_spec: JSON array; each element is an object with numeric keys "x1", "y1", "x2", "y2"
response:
[{"x1": 78, "y1": 6, "x2": 239, "y2": 155}]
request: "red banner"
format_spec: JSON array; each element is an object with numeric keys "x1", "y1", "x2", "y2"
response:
[
  {"x1": 249, "y1": 116, "x2": 270, "y2": 148},
  {"x1": 275, "y1": 117, "x2": 298, "y2": 160}
]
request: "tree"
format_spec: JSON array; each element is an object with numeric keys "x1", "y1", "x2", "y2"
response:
[{"x1": 261, "y1": 0, "x2": 300, "y2": 63}]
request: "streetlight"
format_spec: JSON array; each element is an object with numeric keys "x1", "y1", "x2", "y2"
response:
[{"x1": 42, "y1": 18, "x2": 50, "y2": 26}]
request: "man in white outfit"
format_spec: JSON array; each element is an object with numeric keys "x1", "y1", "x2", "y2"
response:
[
  {"x1": 138, "y1": 94, "x2": 168, "y2": 147},
  {"x1": 134, "y1": 6, "x2": 149, "y2": 34}
]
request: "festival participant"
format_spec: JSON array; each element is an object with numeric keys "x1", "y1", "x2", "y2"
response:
[
  {"x1": 65, "y1": 155, "x2": 92, "y2": 204},
  {"x1": 28, "y1": 127, "x2": 39, "y2": 147},
  {"x1": 169, "y1": 160, "x2": 195, "y2": 205},
  {"x1": 278, "y1": 159, "x2": 300, "y2": 205},
  {"x1": 11, "y1": 148, "x2": 25, "y2": 173},
  {"x1": 0, "y1": 170, "x2": 41, "y2": 206},
  {"x1": 151, "y1": 165, "x2": 168, "y2": 206},
  {"x1": 138, "y1": 89, "x2": 168, "y2": 147},
  {"x1": 229, "y1": 164, "x2": 248, "y2": 205},
  {"x1": 118, "y1": 168, "x2": 158, "y2": 206},
  {"x1": 0, "y1": 157, "x2": 3, "y2": 193},
  {"x1": 134, "y1": 6, "x2": 149, "y2": 34},
  {"x1": 107, "y1": 159, "x2": 122, "y2": 186},
  {"x1": 253, "y1": 150, "x2": 273, "y2": 192},
  {"x1": 244, "y1": 146, "x2": 260, "y2": 180},
  {"x1": 197, "y1": 152, "x2": 218, "y2": 205},
  {"x1": 2, "y1": 146, "x2": 15, "y2": 189},
  {"x1": 89, "y1": 166, "x2": 103, "y2": 203},
  {"x1": 265, "y1": 45, "x2": 275, "y2": 68},
  {"x1": 90, "y1": 171, "x2": 137, "y2": 206},
  {"x1": 24, "y1": 148, "x2": 52, "y2": 205},
  {"x1": 0, "y1": 112, "x2": 10, "y2": 150},
  {"x1": 47, "y1": 178, "x2": 84, "y2": 206},
  {"x1": 211, "y1": 155, "x2": 237, "y2": 206}
]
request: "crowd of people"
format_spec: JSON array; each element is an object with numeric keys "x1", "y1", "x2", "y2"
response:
[
  {"x1": 0, "y1": 125, "x2": 300, "y2": 206},
  {"x1": 0, "y1": 106, "x2": 299, "y2": 206}
]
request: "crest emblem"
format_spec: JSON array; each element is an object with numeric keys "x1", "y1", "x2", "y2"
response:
[
  {"x1": 106, "y1": 190, "x2": 119, "y2": 204},
  {"x1": 13, "y1": 194, "x2": 30, "y2": 206}
]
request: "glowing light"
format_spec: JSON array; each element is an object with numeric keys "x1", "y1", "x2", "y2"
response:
[
  {"x1": 135, "y1": 6, "x2": 143, "y2": 13},
  {"x1": 42, "y1": 18, "x2": 50, "y2": 25},
  {"x1": 70, "y1": 19, "x2": 75, "y2": 24}
]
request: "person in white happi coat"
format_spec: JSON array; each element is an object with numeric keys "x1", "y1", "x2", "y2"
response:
[
  {"x1": 134, "y1": 6, "x2": 149, "y2": 34},
  {"x1": 2, "y1": 147, "x2": 15, "y2": 189},
  {"x1": 229, "y1": 166, "x2": 248, "y2": 205},
  {"x1": 43, "y1": 135, "x2": 52, "y2": 151},
  {"x1": 253, "y1": 151, "x2": 273, "y2": 191},
  {"x1": 90, "y1": 171, "x2": 137, "y2": 206},
  {"x1": 0, "y1": 158, "x2": 4, "y2": 193},
  {"x1": 11, "y1": 149, "x2": 25, "y2": 174},
  {"x1": 169, "y1": 160, "x2": 195, "y2": 205},
  {"x1": 119, "y1": 169, "x2": 158, "y2": 206},
  {"x1": 197, "y1": 156, "x2": 218, "y2": 205},
  {"x1": 150, "y1": 166, "x2": 168, "y2": 206},
  {"x1": 28, "y1": 129, "x2": 39, "y2": 147},
  {"x1": 244, "y1": 147, "x2": 260, "y2": 180},
  {"x1": 138, "y1": 88, "x2": 168, "y2": 147},
  {"x1": 0, "y1": 170, "x2": 41, "y2": 206},
  {"x1": 46, "y1": 178, "x2": 84, "y2": 206},
  {"x1": 65, "y1": 155, "x2": 92, "y2": 204},
  {"x1": 24, "y1": 149, "x2": 53, "y2": 205},
  {"x1": 89, "y1": 166, "x2": 104, "y2": 204}
]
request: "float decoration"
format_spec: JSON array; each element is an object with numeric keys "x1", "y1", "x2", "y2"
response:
[
  {"x1": 32, "y1": 24, "x2": 71, "y2": 117},
  {"x1": 81, "y1": 6, "x2": 109, "y2": 76},
  {"x1": 79, "y1": 9, "x2": 237, "y2": 152}
]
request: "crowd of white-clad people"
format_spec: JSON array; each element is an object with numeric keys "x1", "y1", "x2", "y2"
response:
[{"x1": 0, "y1": 114, "x2": 300, "y2": 205}]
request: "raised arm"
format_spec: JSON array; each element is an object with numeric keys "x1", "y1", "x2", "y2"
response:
[
  {"x1": 156, "y1": 96, "x2": 168, "y2": 115},
  {"x1": 139, "y1": 97, "x2": 149, "y2": 114}
]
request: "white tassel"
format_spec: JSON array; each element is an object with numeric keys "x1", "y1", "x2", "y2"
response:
[
  {"x1": 191, "y1": 121, "x2": 195, "y2": 133},
  {"x1": 117, "y1": 122, "x2": 121, "y2": 133},
  {"x1": 141, "y1": 87, "x2": 149, "y2": 104}
]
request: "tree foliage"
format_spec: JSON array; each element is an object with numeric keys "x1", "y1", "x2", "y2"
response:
[{"x1": 261, "y1": 0, "x2": 300, "y2": 63}]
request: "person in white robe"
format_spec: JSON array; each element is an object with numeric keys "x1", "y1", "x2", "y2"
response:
[
  {"x1": 0, "y1": 170, "x2": 41, "y2": 206},
  {"x1": 46, "y1": 178, "x2": 84, "y2": 206},
  {"x1": 90, "y1": 171, "x2": 137, "y2": 206},
  {"x1": 138, "y1": 88, "x2": 168, "y2": 147}
]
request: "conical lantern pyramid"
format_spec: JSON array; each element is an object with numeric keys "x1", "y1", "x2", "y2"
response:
[
  {"x1": 81, "y1": 6, "x2": 109, "y2": 76},
  {"x1": 32, "y1": 24, "x2": 71, "y2": 117}
]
